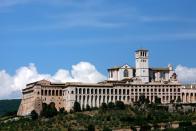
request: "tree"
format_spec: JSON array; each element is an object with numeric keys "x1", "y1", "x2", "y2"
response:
[
  {"x1": 100, "y1": 103, "x2": 108, "y2": 111},
  {"x1": 139, "y1": 94, "x2": 146, "y2": 104},
  {"x1": 115, "y1": 101, "x2": 125, "y2": 110},
  {"x1": 73, "y1": 101, "x2": 81, "y2": 112},
  {"x1": 155, "y1": 96, "x2": 161, "y2": 104},
  {"x1": 107, "y1": 102, "x2": 115, "y2": 109},
  {"x1": 59, "y1": 107, "x2": 65, "y2": 114},
  {"x1": 103, "y1": 126, "x2": 112, "y2": 131},
  {"x1": 87, "y1": 124, "x2": 95, "y2": 131},
  {"x1": 176, "y1": 96, "x2": 182, "y2": 103},
  {"x1": 41, "y1": 102, "x2": 58, "y2": 118},
  {"x1": 31, "y1": 110, "x2": 38, "y2": 120}
]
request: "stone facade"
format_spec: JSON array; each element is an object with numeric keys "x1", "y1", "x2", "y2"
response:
[{"x1": 17, "y1": 49, "x2": 196, "y2": 116}]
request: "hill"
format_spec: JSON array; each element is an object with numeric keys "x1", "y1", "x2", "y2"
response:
[
  {"x1": 0, "y1": 99, "x2": 21, "y2": 116},
  {"x1": 1, "y1": 102, "x2": 196, "y2": 130}
]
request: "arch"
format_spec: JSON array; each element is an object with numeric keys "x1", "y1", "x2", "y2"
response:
[
  {"x1": 45, "y1": 90, "x2": 47, "y2": 96},
  {"x1": 56, "y1": 90, "x2": 58, "y2": 96},
  {"x1": 49, "y1": 90, "x2": 51, "y2": 96},
  {"x1": 99, "y1": 89, "x2": 101, "y2": 94},
  {"x1": 107, "y1": 96, "x2": 109, "y2": 103},
  {"x1": 124, "y1": 69, "x2": 129, "y2": 77},
  {"x1": 95, "y1": 96, "x2": 97, "y2": 107},
  {"x1": 75, "y1": 88, "x2": 78, "y2": 94},
  {"x1": 111, "y1": 89, "x2": 113, "y2": 94},
  {"x1": 103, "y1": 89, "x2": 105, "y2": 94},
  {"x1": 60, "y1": 90, "x2": 62, "y2": 96},
  {"x1": 123, "y1": 89, "x2": 125, "y2": 95},
  {"x1": 91, "y1": 89, "x2": 94, "y2": 94},
  {"x1": 107, "y1": 89, "x2": 109, "y2": 94},
  {"x1": 115, "y1": 89, "x2": 117, "y2": 94},
  {"x1": 83, "y1": 88, "x2": 86, "y2": 94},
  {"x1": 119, "y1": 89, "x2": 121, "y2": 95}
]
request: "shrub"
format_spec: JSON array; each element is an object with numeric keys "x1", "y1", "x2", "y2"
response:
[
  {"x1": 115, "y1": 101, "x2": 125, "y2": 110},
  {"x1": 107, "y1": 102, "x2": 115, "y2": 109},
  {"x1": 155, "y1": 96, "x2": 161, "y2": 104},
  {"x1": 86, "y1": 104, "x2": 91, "y2": 111},
  {"x1": 31, "y1": 110, "x2": 38, "y2": 120},
  {"x1": 103, "y1": 126, "x2": 112, "y2": 131},
  {"x1": 87, "y1": 124, "x2": 95, "y2": 131},
  {"x1": 179, "y1": 121, "x2": 192, "y2": 127},
  {"x1": 41, "y1": 102, "x2": 58, "y2": 118},
  {"x1": 73, "y1": 101, "x2": 81, "y2": 112},
  {"x1": 59, "y1": 107, "x2": 65, "y2": 114},
  {"x1": 101, "y1": 103, "x2": 108, "y2": 111}
]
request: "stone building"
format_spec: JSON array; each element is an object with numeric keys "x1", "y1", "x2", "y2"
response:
[{"x1": 17, "y1": 49, "x2": 196, "y2": 116}]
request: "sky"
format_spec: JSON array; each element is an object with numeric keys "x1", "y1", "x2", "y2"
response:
[{"x1": 0, "y1": 0, "x2": 196, "y2": 99}]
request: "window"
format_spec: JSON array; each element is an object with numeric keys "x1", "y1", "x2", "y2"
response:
[
  {"x1": 123, "y1": 89, "x2": 125, "y2": 95},
  {"x1": 111, "y1": 71, "x2": 113, "y2": 78},
  {"x1": 119, "y1": 89, "x2": 121, "y2": 94},
  {"x1": 107, "y1": 89, "x2": 109, "y2": 94},
  {"x1": 124, "y1": 69, "x2": 129, "y2": 77},
  {"x1": 99, "y1": 89, "x2": 101, "y2": 94},
  {"x1": 111, "y1": 89, "x2": 113, "y2": 94},
  {"x1": 115, "y1": 89, "x2": 117, "y2": 94},
  {"x1": 45, "y1": 90, "x2": 47, "y2": 96},
  {"x1": 49, "y1": 90, "x2": 51, "y2": 96}
]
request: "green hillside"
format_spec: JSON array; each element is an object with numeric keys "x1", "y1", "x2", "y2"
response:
[
  {"x1": 0, "y1": 99, "x2": 21, "y2": 116},
  {"x1": 1, "y1": 101, "x2": 196, "y2": 130}
]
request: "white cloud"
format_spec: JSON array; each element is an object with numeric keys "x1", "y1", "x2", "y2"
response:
[
  {"x1": 0, "y1": 62, "x2": 106, "y2": 99},
  {"x1": 175, "y1": 65, "x2": 196, "y2": 84}
]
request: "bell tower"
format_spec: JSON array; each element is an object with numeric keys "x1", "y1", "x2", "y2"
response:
[{"x1": 135, "y1": 49, "x2": 149, "y2": 83}]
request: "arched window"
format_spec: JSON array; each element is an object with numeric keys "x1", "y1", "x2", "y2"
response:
[
  {"x1": 56, "y1": 90, "x2": 58, "y2": 96},
  {"x1": 124, "y1": 69, "x2": 129, "y2": 77}
]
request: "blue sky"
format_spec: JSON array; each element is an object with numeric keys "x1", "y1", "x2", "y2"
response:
[{"x1": 0, "y1": 0, "x2": 196, "y2": 99}]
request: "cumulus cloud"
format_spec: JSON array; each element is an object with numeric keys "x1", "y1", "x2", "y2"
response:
[
  {"x1": 0, "y1": 62, "x2": 106, "y2": 99},
  {"x1": 175, "y1": 65, "x2": 196, "y2": 83}
]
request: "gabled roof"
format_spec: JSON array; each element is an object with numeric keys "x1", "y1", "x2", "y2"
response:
[{"x1": 108, "y1": 64, "x2": 134, "y2": 70}]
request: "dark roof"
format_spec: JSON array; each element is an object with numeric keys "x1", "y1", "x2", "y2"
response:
[
  {"x1": 107, "y1": 66, "x2": 121, "y2": 70},
  {"x1": 108, "y1": 64, "x2": 134, "y2": 70},
  {"x1": 135, "y1": 48, "x2": 148, "y2": 52},
  {"x1": 150, "y1": 67, "x2": 169, "y2": 71}
]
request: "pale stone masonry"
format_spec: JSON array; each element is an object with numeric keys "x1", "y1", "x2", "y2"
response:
[{"x1": 17, "y1": 49, "x2": 196, "y2": 116}]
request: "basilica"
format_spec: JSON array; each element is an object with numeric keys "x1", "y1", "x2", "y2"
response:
[{"x1": 17, "y1": 49, "x2": 196, "y2": 116}]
